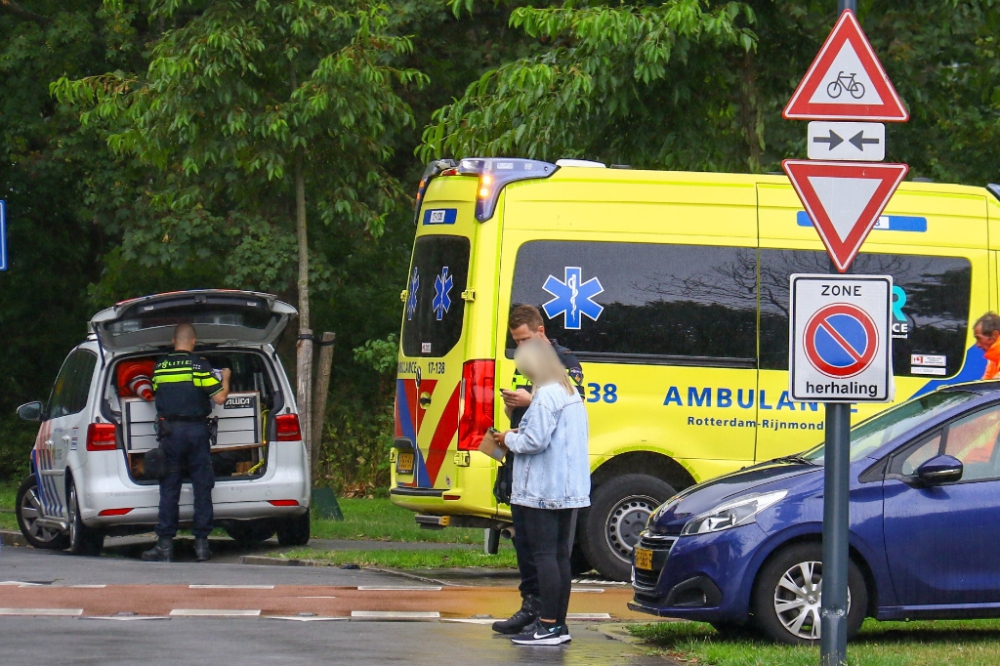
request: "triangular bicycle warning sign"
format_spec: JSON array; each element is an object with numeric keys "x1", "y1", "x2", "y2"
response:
[
  {"x1": 783, "y1": 160, "x2": 908, "y2": 273},
  {"x1": 784, "y1": 10, "x2": 908, "y2": 121}
]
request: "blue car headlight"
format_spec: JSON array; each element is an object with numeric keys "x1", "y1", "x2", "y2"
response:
[{"x1": 680, "y1": 490, "x2": 788, "y2": 536}]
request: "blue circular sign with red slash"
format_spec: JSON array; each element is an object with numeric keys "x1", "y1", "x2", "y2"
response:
[{"x1": 803, "y1": 303, "x2": 878, "y2": 378}]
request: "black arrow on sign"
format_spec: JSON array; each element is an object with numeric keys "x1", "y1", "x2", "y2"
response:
[
  {"x1": 849, "y1": 131, "x2": 881, "y2": 151},
  {"x1": 812, "y1": 130, "x2": 844, "y2": 150}
]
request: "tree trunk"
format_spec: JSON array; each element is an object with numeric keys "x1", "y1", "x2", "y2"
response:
[
  {"x1": 739, "y1": 46, "x2": 763, "y2": 173},
  {"x1": 294, "y1": 146, "x2": 314, "y2": 479},
  {"x1": 311, "y1": 332, "x2": 336, "y2": 483}
]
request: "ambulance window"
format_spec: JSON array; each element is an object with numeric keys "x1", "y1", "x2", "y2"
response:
[
  {"x1": 401, "y1": 235, "x2": 470, "y2": 358},
  {"x1": 759, "y1": 250, "x2": 972, "y2": 377},
  {"x1": 509, "y1": 241, "x2": 757, "y2": 363},
  {"x1": 47, "y1": 350, "x2": 98, "y2": 419}
]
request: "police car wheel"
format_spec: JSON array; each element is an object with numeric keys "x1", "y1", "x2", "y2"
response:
[
  {"x1": 224, "y1": 519, "x2": 275, "y2": 544},
  {"x1": 66, "y1": 481, "x2": 104, "y2": 556},
  {"x1": 580, "y1": 474, "x2": 676, "y2": 582},
  {"x1": 276, "y1": 510, "x2": 310, "y2": 547},
  {"x1": 15, "y1": 474, "x2": 69, "y2": 550}
]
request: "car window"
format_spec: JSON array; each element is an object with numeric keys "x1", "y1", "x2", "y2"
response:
[
  {"x1": 508, "y1": 241, "x2": 757, "y2": 363},
  {"x1": 401, "y1": 235, "x2": 470, "y2": 358},
  {"x1": 943, "y1": 407, "x2": 1000, "y2": 481},
  {"x1": 897, "y1": 433, "x2": 942, "y2": 476},
  {"x1": 890, "y1": 404, "x2": 1000, "y2": 482},
  {"x1": 47, "y1": 350, "x2": 97, "y2": 419}
]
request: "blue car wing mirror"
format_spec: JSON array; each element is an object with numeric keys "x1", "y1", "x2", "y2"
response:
[{"x1": 916, "y1": 454, "x2": 964, "y2": 486}]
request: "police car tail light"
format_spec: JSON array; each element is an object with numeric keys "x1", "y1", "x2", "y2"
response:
[
  {"x1": 458, "y1": 359, "x2": 495, "y2": 451},
  {"x1": 86, "y1": 423, "x2": 117, "y2": 451},
  {"x1": 275, "y1": 413, "x2": 302, "y2": 441}
]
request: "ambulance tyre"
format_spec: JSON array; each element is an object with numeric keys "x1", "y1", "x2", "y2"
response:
[
  {"x1": 67, "y1": 480, "x2": 105, "y2": 556},
  {"x1": 580, "y1": 474, "x2": 676, "y2": 582},
  {"x1": 276, "y1": 510, "x2": 310, "y2": 547},
  {"x1": 16, "y1": 474, "x2": 69, "y2": 550}
]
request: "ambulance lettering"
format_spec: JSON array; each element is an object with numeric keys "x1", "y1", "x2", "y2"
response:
[{"x1": 663, "y1": 386, "x2": 820, "y2": 412}]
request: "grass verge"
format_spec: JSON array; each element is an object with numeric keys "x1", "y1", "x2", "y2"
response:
[
  {"x1": 308, "y1": 497, "x2": 486, "y2": 544},
  {"x1": 629, "y1": 618, "x2": 1000, "y2": 666},
  {"x1": 0, "y1": 481, "x2": 17, "y2": 531},
  {"x1": 280, "y1": 547, "x2": 518, "y2": 570}
]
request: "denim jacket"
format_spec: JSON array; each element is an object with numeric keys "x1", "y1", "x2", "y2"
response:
[{"x1": 505, "y1": 383, "x2": 591, "y2": 510}]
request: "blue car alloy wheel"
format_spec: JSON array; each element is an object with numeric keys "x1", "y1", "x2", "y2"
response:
[{"x1": 752, "y1": 543, "x2": 868, "y2": 645}]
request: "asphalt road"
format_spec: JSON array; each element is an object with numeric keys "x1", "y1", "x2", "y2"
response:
[{"x1": 0, "y1": 546, "x2": 672, "y2": 666}]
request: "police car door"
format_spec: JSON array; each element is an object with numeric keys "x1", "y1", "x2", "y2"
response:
[{"x1": 34, "y1": 349, "x2": 98, "y2": 520}]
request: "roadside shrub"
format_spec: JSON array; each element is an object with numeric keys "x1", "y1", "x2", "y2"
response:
[{"x1": 0, "y1": 416, "x2": 34, "y2": 482}]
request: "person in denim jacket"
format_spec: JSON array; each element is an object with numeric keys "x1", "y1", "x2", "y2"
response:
[{"x1": 498, "y1": 340, "x2": 591, "y2": 646}]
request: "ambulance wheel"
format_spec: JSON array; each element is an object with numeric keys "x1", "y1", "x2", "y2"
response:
[
  {"x1": 225, "y1": 519, "x2": 275, "y2": 544},
  {"x1": 276, "y1": 510, "x2": 310, "y2": 547},
  {"x1": 580, "y1": 474, "x2": 676, "y2": 582},
  {"x1": 15, "y1": 474, "x2": 69, "y2": 550},
  {"x1": 67, "y1": 481, "x2": 105, "y2": 556}
]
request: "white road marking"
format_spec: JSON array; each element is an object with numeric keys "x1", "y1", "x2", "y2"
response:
[
  {"x1": 567, "y1": 612, "x2": 612, "y2": 620},
  {"x1": 0, "y1": 608, "x2": 83, "y2": 616},
  {"x1": 350, "y1": 610, "x2": 440, "y2": 621},
  {"x1": 0, "y1": 581, "x2": 43, "y2": 587},
  {"x1": 441, "y1": 618, "x2": 496, "y2": 624},
  {"x1": 169, "y1": 609, "x2": 262, "y2": 617},
  {"x1": 266, "y1": 616, "x2": 348, "y2": 622},
  {"x1": 189, "y1": 585, "x2": 275, "y2": 590},
  {"x1": 570, "y1": 588, "x2": 605, "y2": 593},
  {"x1": 356, "y1": 586, "x2": 442, "y2": 592},
  {"x1": 84, "y1": 615, "x2": 170, "y2": 621}
]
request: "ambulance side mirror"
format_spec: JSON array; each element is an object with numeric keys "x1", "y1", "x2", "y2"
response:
[{"x1": 16, "y1": 401, "x2": 44, "y2": 422}]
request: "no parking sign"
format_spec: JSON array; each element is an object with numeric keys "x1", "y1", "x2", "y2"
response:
[{"x1": 790, "y1": 274, "x2": 893, "y2": 402}]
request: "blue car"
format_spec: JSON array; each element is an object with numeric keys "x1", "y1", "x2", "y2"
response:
[{"x1": 630, "y1": 382, "x2": 1000, "y2": 645}]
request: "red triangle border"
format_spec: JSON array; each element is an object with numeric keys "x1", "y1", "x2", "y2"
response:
[
  {"x1": 782, "y1": 160, "x2": 909, "y2": 272},
  {"x1": 784, "y1": 10, "x2": 908, "y2": 122}
]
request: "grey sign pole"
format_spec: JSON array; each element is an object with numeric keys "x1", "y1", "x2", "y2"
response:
[{"x1": 820, "y1": 4, "x2": 857, "y2": 665}]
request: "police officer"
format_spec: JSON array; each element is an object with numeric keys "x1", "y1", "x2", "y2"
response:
[
  {"x1": 492, "y1": 305, "x2": 583, "y2": 635},
  {"x1": 142, "y1": 323, "x2": 230, "y2": 563}
]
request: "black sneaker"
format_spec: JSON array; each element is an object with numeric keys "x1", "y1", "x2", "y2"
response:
[
  {"x1": 559, "y1": 624, "x2": 572, "y2": 644},
  {"x1": 511, "y1": 620, "x2": 565, "y2": 646},
  {"x1": 492, "y1": 595, "x2": 540, "y2": 635}
]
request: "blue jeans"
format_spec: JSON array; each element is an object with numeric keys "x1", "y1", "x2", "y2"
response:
[{"x1": 155, "y1": 423, "x2": 215, "y2": 539}]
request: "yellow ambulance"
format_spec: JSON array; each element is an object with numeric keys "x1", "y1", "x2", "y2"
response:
[{"x1": 390, "y1": 156, "x2": 1000, "y2": 581}]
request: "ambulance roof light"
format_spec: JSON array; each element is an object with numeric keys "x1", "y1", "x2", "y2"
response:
[
  {"x1": 455, "y1": 158, "x2": 557, "y2": 222},
  {"x1": 554, "y1": 159, "x2": 607, "y2": 168}
]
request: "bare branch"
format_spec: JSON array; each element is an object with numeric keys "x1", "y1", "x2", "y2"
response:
[{"x1": 1, "y1": 0, "x2": 50, "y2": 26}]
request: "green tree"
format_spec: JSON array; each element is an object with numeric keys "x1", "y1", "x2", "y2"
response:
[{"x1": 54, "y1": 0, "x2": 428, "y2": 470}]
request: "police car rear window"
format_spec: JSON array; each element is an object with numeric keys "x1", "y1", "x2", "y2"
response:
[
  {"x1": 509, "y1": 241, "x2": 757, "y2": 363},
  {"x1": 401, "y1": 235, "x2": 470, "y2": 358},
  {"x1": 108, "y1": 307, "x2": 274, "y2": 334}
]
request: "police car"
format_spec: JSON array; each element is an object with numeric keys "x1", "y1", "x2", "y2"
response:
[{"x1": 14, "y1": 290, "x2": 310, "y2": 555}]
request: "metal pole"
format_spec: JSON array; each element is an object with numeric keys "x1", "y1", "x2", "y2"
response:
[
  {"x1": 821, "y1": 403, "x2": 851, "y2": 666},
  {"x1": 823, "y1": 5, "x2": 855, "y2": 664}
]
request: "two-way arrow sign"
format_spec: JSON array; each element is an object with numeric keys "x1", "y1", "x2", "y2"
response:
[{"x1": 807, "y1": 121, "x2": 885, "y2": 161}]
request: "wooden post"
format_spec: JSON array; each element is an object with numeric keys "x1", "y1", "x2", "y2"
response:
[
  {"x1": 296, "y1": 329, "x2": 314, "y2": 483},
  {"x1": 311, "y1": 332, "x2": 336, "y2": 482}
]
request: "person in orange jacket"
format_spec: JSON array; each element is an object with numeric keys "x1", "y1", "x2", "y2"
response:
[{"x1": 974, "y1": 312, "x2": 1000, "y2": 380}]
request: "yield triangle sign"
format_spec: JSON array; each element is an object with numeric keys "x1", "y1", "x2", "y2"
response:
[
  {"x1": 784, "y1": 10, "x2": 908, "y2": 121},
  {"x1": 783, "y1": 160, "x2": 908, "y2": 272}
]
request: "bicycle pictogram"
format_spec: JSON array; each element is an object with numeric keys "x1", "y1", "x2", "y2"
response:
[{"x1": 826, "y1": 71, "x2": 866, "y2": 100}]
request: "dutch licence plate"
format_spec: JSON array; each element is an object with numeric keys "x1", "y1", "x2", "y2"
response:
[
  {"x1": 396, "y1": 452, "x2": 414, "y2": 475},
  {"x1": 634, "y1": 547, "x2": 653, "y2": 571}
]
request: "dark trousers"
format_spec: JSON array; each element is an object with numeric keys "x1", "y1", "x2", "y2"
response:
[
  {"x1": 511, "y1": 503, "x2": 539, "y2": 599},
  {"x1": 520, "y1": 506, "x2": 578, "y2": 625},
  {"x1": 155, "y1": 423, "x2": 215, "y2": 539}
]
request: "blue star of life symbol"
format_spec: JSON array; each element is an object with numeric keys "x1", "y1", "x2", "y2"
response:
[
  {"x1": 432, "y1": 266, "x2": 453, "y2": 321},
  {"x1": 542, "y1": 267, "x2": 604, "y2": 330},
  {"x1": 406, "y1": 267, "x2": 419, "y2": 321}
]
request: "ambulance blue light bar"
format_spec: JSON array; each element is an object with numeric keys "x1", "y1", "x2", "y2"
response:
[{"x1": 456, "y1": 158, "x2": 558, "y2": 222}]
